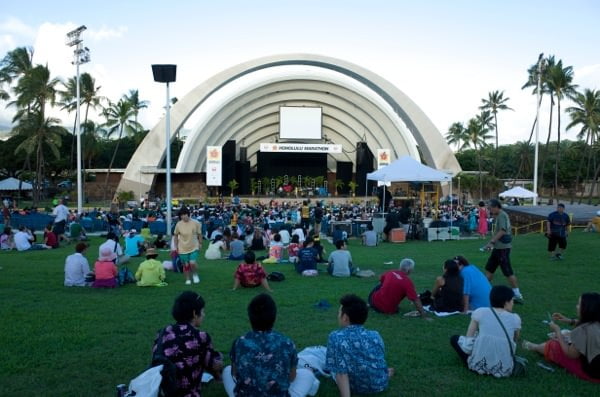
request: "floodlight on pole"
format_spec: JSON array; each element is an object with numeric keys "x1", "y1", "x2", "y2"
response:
[
  {"x1": 533, "y1": 53, "x2": 544, "y2": 206},
  {"x1": 152, "y1": 64, "x2": 177, "y2": 237},
  {"x1": 66, "y1": 25, "x2": 90, "y2": 216}
]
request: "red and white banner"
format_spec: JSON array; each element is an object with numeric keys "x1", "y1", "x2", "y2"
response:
[{"x1": 206, "y1": 146, "x2": 222, "y2": 186}]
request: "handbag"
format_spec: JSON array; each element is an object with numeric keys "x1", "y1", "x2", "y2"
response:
[
  {"x1": 490, "y1": 308, "x2": 527, "y2": 376},
  {"x1": 499, "y1": 234, "x2": 513, "y2": 244},
  {"x1": 128, "y1": 364, "x2": 163, "y2": 397}
]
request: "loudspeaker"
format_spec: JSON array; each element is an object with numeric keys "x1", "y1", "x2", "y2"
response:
[
  {"x1": 355, "y1": 142, "x2": 374, "y2": 195},
  {"x1": 151, "y1": 65, "x2": 177, "y2": 83},
  {"x1": 336, "y1": 161, "x2": 353, "y2": 194},
  {"x1": 222, "y1": 140, "x2": 236, "y2": 193},
  {"x1": 236, "y1": 161, "x2": 250, "y2": 195}
]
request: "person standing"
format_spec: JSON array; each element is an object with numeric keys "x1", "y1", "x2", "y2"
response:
[
  {"x1": 174, "y1": 207, "x2": 202, "y2": 285},
  {"x1": 477, "y1": 201, "x2": 488, "y2": 238},
  {"x1": 2, "y1": 201, "x2": 11, "y2": 226},
  {"x1": 483, "y1": 199, "x2": 523, "y2": 303},
  {"x1": 546, "y1": 203, "x2": 570, "y2": 260},
  {"x1": 326, "y1": 294, "x2": 392, "y2": 396},
  {"x1": 313, "y1": 201, "x2": 324, "y2": 236},
  {"x1": 52, "y1": 198, "x2": 70, "y2": 244}
]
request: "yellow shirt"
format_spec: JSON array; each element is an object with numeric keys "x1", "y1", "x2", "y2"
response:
[
  {"x1": 592, "y1": 216, "x2": 600, "y2": 229},
  {"x1": 174, "y1": 219, "x2": 202, "y2": 254}
]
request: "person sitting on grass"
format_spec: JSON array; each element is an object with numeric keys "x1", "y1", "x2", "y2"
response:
[
  {"x1": 43, "y1": 223, "x2": 59, "y2": 249},
  {"x1": 232, "y1": 251, "x2": 272, "y2": 292},
  {"x1": 362, "y1": 223, "x2": 378, "y2": 246},
  {"x1": 262, "y1": 233, "x2": 284, "y2": 264},
  {"x1": 326, "y1": 294, "x2": 393, "y2": 396},
  {"x1": 450, "y1": 285, "x2": 521, "y2": 378},
  {"x1": 99, "y1": 232, "x2": 129, "y2": 265},
  {"x1": 287, "y1": 234, "x2": 301, "y2": 264},
  {"x1": 328, "y1": 240, "x2": 354, "y2": 277},
  {"x1": 153, "y1": 291, "x2": 224, "y2": 396},
  {"x1": 0, "y1": 226, "x2": 15, "y2": 250},
  {"x1": 135, "y1": 247, "x2": 167, "y2": 287},
  {"x1": 92, "y1": 246, "x2": 118, "y2": 288},
  {"x1": 368, "y1": 258, "x2": 427, "y2": 318},
  {"x1": 295, "y1": 237, "x2": 318, "y2": 274},
  {"x1": 69, "y1": 217, "x2": 88, "y2": 241},
  {"x1": 205, "y1": 234, "x2": 226, "y2": 260},
  {"x1": 64, "y1": 242, "x2": 91, "y2": 287},
  {"x1": 223, "y1": 293, "x2": 316, "y2": 397},
  {"x1": 228, "y1": 232, "x2": 246, "y2": 260},
  {"x1": 153, "y1": 233, "x2": 167, "y2": 249},
  {"x1": 124, "y1": 229, "x2": 146, "y2": 257},
  {"x1": 14, "y1": 225, "x2": 49, "y2": 251},
  {"x1": 522, "y1": 292, "x2": 600, "y2": 383},
  {"x1": 419, "y1": 259, "x2": 464, "y2": 313},
  {"x1": 455, "y1": 255, "x2": 491, "y2": 313},
  {"x1": 312, "y1": 236, "x2": 327, "y2": 263}
]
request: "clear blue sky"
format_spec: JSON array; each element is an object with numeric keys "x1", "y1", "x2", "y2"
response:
[{"x1": 1, "y1": 0, "x2": 599, "y2": 145}]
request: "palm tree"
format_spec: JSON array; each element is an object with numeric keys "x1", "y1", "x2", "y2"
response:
[
  {"x1": 464, "y1": 113, "x2": 493, "y2": 200},
  {"x1": 13, "y1": 111, "x2": 67, "y2": 203},
  {"x1": 566, "y1": 89, "x2": 600, "y2": 202},
  {"x1": 81, "y1": 120, "x2": 105, "y2": 169},
  {"x1": 546, "y1": 60, "x2": 577, "y2": 197},
  {"x1": 480, "y1": 90, "x2": 513, "y2": 175},
  {"x1": 0, "y1": 47, "x2": 33, "y2": 86},
  {"x1": 445, "y1": 122, "x2": 467, "y2": 151},
  {"x1": 124, "y1": 89, "x2": 148, "y2": 126},
  {"x1": 102, "y1": 98, "x2": 141, "y2": 200}
]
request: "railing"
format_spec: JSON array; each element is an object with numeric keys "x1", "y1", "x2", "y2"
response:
[{"x1": 512, "y1": 220, "x2": 577, "y2": 236}]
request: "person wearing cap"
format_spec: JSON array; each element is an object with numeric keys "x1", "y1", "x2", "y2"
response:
[
  {"x1": 92, "y1": 246, "x2": 118, "y2": 288},
  {"x1": 174, "y1": 207, "x2": 202, "y2": 285},
  {"x1": 546, "y1": 203, "x2": 571, "y2": 260},
  {"x1": 135, "y1": 248, "x2": 166, "y2": 287},
  {"x1": 367, "y1": 258, "x2": 428, "y2": 317},
  {"x1": 483, "y1": 199, "x2": 523, "y2": 303},
  {"x1": 125, "y1": 228, "x2": 146, "y2": 257},
  {"x1": 584, "y1": 210, "x2": 600, "y2": 232},
  {"x1": 64, "y1": 242, "x2": 91, "y2": 287}
]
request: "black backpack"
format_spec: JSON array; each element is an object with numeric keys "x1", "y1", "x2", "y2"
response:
[{"x1": 267, "y1": 271, "x2": 285, "y2": 282}]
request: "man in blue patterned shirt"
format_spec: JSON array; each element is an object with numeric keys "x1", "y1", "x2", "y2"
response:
[
  {"x1": 326, "y1": 294, "x2": 392, "y2": 396},
  {"x1": 223, "y1": 293, "x2": 317, "y2": 397}
]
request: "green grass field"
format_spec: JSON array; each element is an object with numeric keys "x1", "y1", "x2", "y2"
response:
[{"x1": 0, "y1": 232, "x2": 598, "y2": 397}]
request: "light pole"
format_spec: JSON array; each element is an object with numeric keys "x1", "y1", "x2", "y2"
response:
[
  {"x1": 152, "y1": 64, "x2": 176, "y2": 237},
  {"x1": 66, "y1": 25, "x2": 90, "y2": 216},
  {"x1": 533, "y1": 53, "x2": 544, "y2": 206},
  {"x1": 457, "y1": 176, "x2": 461, "y2": 207}
]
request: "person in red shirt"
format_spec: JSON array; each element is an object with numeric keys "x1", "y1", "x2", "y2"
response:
[
  {"x1": 232, "y1": 251, "x2": 273, "y2": 292},
  {"x1": 43, "y1": 223, "x2": 59, "y2": 249},
  {"x1": 368, "y1": 258, "x2": 427, "y2": 317}
]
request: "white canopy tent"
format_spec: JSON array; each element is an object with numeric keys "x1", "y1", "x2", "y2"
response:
[
  {"x1": 499, "y1": 186, "x2": 538, "y2": 199},
  {"x1": 0, "y1": 177, "x2": 33, "y2": 191},
  {"x1": 366, "y1": 156, "x2": 454, "y2": 234}
]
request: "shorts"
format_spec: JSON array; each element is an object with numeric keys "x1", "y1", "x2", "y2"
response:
[
  {"x1": 179, "y1": 250, "x2": 199, "y2": 264},
  {"x1": 548, "y1": 234, "x2": 567, "y2": 251},
  {"x1": 53, "y1": 220, "x2": 66, "y2": 235},
  {"x1": 314, "y1": 218, "x2": 322, "y2": 225},
  {"x1": 485, "y1": 248, "x2": 514, "y2": 277}
]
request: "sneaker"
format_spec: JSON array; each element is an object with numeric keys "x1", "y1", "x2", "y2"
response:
[
  {"x1": 514, "y1": 295, "x2": 524, "y2": 304},
  {"x1": 185, "y1": 279, "x2": 192, "y2": 285},
  {"x1": 556, "y1": 253, "x2": 563, "y2": 260},
  {"x1": 522, "y1": 340, "x2": 534, "y2": 351},
  {"x1": 192, "y1": 274, "x2": 200, "y2": 284}
]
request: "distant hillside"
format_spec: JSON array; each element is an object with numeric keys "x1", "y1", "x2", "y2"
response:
[{"x1": 0, "y1": 125, "x2": 12, "y2": 141}]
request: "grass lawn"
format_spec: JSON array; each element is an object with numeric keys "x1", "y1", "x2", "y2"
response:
[{"x1": 0, "y1": 232, "x2": 598, "y2": 396}]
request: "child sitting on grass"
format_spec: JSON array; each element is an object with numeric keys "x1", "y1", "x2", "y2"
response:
[
  {"x1": 262, "y1": 233, "x2": 284, "y2": 264},
  {"x1": 92, "y1": 246, "x2": 118, "y2": 288},
  {"x1": 232, "y1": 251, "x2": 273, "y2": 292},
  {"x1": 135, "y1": 247, "x2": 167, "y2": 287}
]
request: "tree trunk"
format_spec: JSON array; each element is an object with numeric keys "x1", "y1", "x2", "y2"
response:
[
  {"x1": 554, "y1": 98, "x2": 562, "y2": 198},
  {"x1": 587, "y1": 161, "x2": 600, "y2": 203},
  {"x1": 538, "y1": 94, "x2": 554, "y2": 194},
  {"x1": 477, "y1": 144, "x2": 483, "y2": 200},
  {"x1": 103, "y1": 125, "x2": 124, "y2": 202},
  {"x1": 493, "y1": 112, "x2": 498, "y2": 176},
  {"x1": 570, "y1": 133, "x2": 591, "y2": 204}
]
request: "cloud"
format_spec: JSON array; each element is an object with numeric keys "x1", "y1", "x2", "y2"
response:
[
  {"x1": 0, "y1": 16, "x2": 36, "y2": 39},
  {"x1": 575, "y1": 64, "x2": 600, "y2": 90},
  {"x1": 87, "y1": 26, "x2": 127, "y2": 41}
]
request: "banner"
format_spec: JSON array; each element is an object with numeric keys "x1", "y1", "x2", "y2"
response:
[
  {"x1": 259, "y1": 143, "x2": 342, "y2": 154},
  {"x1": 377, "y1": 149, "x2": 391, "y2": 186},
  {"x1": 206, "y1": 146, "x2": 222, "y2": 186}
]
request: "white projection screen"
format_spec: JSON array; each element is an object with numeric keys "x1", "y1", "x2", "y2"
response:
[{"x1": 279, "y1": 106, "x2": 322, "y2": 140}]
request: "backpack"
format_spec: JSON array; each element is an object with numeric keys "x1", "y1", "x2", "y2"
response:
[
  {"x1": 267, "y1": 271, "x2": 285, "y2": 282},
  {"x1": 118, "y1": 266, "x2": 136, "y2": 286}
]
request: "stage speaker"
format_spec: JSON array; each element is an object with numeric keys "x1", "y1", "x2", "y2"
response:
[
  {"x1": 222, "y1": 140, "x2": 236, "y2": 193},
  {"x1": 355, "y1": 142, "x2": 374, "y2": 196},
  {"x1": 239, "y1": 147, "x2": 247, "y2": 162},
  {"x1": 336, "y1": 161, "x2": 353, "y2": 194},
  {"x1": 236, "y1": 161, "x2": 250, "y2": 195}
]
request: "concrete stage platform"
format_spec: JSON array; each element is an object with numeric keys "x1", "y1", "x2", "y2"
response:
[{"x1": 505, "y1": 203, "x2": 599, "y2": 225}]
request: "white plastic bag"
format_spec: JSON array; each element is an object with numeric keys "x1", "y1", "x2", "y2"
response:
[{"x1": 128, "y1": 364, "x2": 163, "y2": 397}]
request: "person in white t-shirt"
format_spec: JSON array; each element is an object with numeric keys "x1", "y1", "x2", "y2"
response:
[
  {"x1": 14, "y1": 226, "x2": 49, "y2": 251},
  {"x1": 64, "y1": 243, "x2": 91, "y2": 287},
  {"x1": 52, "y1": 199, "x2": 70, "y2": 244}
]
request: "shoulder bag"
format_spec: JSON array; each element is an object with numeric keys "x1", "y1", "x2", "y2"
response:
[{"x1": 490, "y1": 308, "x2": 527, "y2": 376}]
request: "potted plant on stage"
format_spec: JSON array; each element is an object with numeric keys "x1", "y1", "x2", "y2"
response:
[
  {"x1": 348, "y1": 180, "x2": 358, "y2": 197},
  {"x1": 261, "y1": 177, "x2": 271, "y2": 195},
  {"x1": 250, "y1": 178, "x2": 258, "y2": 196},
  {"x1": 334, "y1": 179, "x2": 345, "y2": 196},
  {"x1": 227, "y1": 179, "x2": 239, "y2": 197}
]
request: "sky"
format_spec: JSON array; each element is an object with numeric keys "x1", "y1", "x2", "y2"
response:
[{"x1": 1, "y1": 0, "x2": 599, "y2": 147}]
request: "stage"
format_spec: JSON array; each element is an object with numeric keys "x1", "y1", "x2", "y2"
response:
[{"x1": 505, "y1": 203, "x2": 598, "y2": 225}]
